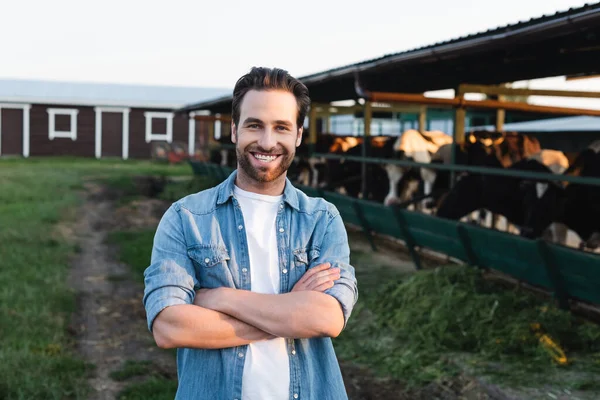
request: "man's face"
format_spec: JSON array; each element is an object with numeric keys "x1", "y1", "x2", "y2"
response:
[{"x1": 232, "y1": 89, "x2": 302, "y2": 183}]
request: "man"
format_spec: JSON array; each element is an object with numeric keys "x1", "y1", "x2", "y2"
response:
[{"x1": 143, "y1": 66, "x2": 358, "y2": 400}]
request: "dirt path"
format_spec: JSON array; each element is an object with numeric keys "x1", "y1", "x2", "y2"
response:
[{"x1": 68, "y1": 183, "x2": 175, "y2": 400}]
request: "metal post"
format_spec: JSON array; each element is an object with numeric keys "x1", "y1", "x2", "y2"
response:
[
  {"x1": 362, "y1": 101, "x2": 372, "y2": 199},
  {"x1": 308, "y1": 105, "x2": 317, "y2": 155}
]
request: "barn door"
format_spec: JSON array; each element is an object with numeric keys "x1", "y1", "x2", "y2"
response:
[
  {"x1": 0, "y1": 108, "x2": 24, "y2": 156},
  {"x1": 101, "y1": 112, "x2": 123, "y2": 158}
]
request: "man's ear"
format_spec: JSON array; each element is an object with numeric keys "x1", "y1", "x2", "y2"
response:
[
  {"x1": 231, "y1": 122, "x2": 237, "y2": 144},
  {"x1": 296, "y1": 127, "x2": 303, "y2": 147}
]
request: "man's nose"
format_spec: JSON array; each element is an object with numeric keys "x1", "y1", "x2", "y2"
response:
[{"x1": 257, "y1": 128, "x2": 277, "y2": 150}]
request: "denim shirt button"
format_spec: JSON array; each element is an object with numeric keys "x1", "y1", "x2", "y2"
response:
[
  {"x1": 238, "y1": 225, "x2": 243, "y2": 230},
  {"x1": 242, "y1": 268, "x2": 248, "y2": 273},
  {"x1": 204, "y1": 258, "x2": 210, "y2": 263},
  {"x1": 282, "y1": 269, "x2": 288, "y2": 274},
  {"x1": 237, "y1": 352, "x2": 244, "y2": 358},
  {"x1": 291, "y1": 350, "x2": 296, "y2": 355},
  {"x1": 279, "y1": 227, "x2": 284, "y2": 233},
  {"x1": 293, "y1": 394, "x2": 298, "y2": 399}
]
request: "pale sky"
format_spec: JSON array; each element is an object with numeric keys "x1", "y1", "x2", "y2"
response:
[{"x1": 1, "y1": 0, "x2": 599, "y2": 108}]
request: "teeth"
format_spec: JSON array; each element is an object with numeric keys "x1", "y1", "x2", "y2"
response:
[{"x1": 254, "y1": 154, "x2": 278, "y2": 162}]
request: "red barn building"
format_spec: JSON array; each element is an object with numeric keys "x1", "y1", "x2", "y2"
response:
[{"x1": 0, "y1": 78, "x2": 229, "y2": 159}]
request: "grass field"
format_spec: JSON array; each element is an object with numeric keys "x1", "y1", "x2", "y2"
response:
[{"x1": 0, "y1": 157, "x2": 188, "y2": 399}]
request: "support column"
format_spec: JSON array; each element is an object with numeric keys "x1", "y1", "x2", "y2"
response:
[
  {"x1": 308, "y1": 106, "x2": 317, "y2": 154},
  {"x1": 451, "y1": 106, "x2": 466, "y2": 186},
  {"x1": 362, "y1": 101, "x2": 372, "y2": 199},
  {"x1": 23, "y1": 105, "x2": 31, "y2": 158},
  {"x1": 188, "y1": 112, "x2": 196, "y2": 156},
  {"x1": 122, "y1": 109, "x2": 130, "y2": 160},
  {"x1": 418, "y1": 105, "x2": 427, "y2": 132},
  {"x1": 496, "y1": 95, "x2": 505, "y2": 131},
  {"x1": 94, "y1": 108, "x2": 102, "y2": 159}
]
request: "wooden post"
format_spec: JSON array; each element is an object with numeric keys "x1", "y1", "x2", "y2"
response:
[
  {"x1": 323, "y1": 113, "x2": 331, "y2": 134},
  {"x1": 496, "y1": 95, "x2": 505, "y2": 131},
  {"x1": 418, "y1": 105, "x2": 427, "y2": 132},
  {"x1": 362, "y1": 101, "x2": 372, "y2": 199},
  {"x1": 451, "y1": 105, "x2": 466, "y2": 186}
]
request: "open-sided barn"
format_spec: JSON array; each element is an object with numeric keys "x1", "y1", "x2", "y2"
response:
[{"x1": 0, "y1": 79, "x2": 230, "y2": 159}]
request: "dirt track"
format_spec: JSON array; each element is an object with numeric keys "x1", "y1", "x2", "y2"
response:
[{"x1": 68, "y1": 182, "x2": 175, "y2": 400}]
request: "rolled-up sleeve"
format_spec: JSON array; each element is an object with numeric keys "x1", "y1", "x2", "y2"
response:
[
  {"x1": 318, "y1": 209, "x2": 358, "y2": 329},
  {"x1": 143, "y1": 203, "x2": 199, "y2": 332}
]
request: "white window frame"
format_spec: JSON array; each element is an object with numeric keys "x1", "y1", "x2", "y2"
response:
[
  {"x1": 144, "y1": 112, "x2": 173, "y2": 143},
  {"x1": 47, "y1": 108, "x2": 79, "y2": 140}
]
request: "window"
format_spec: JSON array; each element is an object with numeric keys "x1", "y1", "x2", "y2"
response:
[
  {"x1": 144, "y1": 112, "x2": 173, "y2": 143},
  {"x1": 47, "y1": 108, "x2": 79, "y2": 140}
]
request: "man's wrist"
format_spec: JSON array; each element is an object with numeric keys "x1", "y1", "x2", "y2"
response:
[{"x1": 211, "y1": 287, "x2": 234, "y2": 314}]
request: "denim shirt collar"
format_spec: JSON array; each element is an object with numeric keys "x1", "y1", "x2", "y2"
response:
[{"x1": 216, "y1": 169, "x2": 299, "y2": 211}]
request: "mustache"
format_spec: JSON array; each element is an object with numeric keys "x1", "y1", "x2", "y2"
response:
[{"x1": 245, "y1": 146, "x2": 288, "y2": 155}]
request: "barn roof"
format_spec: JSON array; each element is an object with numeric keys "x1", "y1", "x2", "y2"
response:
[
  {"x1": 471, "y1": 115, "x2": 600, "y2": 132},
  {"x1": 0, "y1": 78, "x2": 231, "y2": 109},
  {"x1": 177, "y1": 2, "x2": 600, "y2": 114}
]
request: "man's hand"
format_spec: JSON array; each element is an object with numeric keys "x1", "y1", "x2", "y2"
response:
[{"x1": 292, "y1": 263, "x2": 340, "y2": 292}]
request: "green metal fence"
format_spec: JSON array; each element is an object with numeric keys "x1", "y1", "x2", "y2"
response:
[{"x1": 189, "y1": 160, "x2": 600, "y2": 310}]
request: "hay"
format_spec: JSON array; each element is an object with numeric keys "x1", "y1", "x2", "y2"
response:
[{"x1": 336, "y1": 264, "x2": 600, "y2": 389}]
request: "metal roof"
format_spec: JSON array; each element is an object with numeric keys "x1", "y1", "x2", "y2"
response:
[
  {"x1": 0, "y1": 78, "x2": 231, "y2": 109},
  {"x1": 177, "y1": 2, "x2": 600, "y2": 114},
  {"x1": 470, "y1": 115, "x2": 600, "y2": 132}
]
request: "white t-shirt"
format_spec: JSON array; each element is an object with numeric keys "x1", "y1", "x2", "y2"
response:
[{"x1": 234, "y1": 185, "x2": 290, "y2": 400}]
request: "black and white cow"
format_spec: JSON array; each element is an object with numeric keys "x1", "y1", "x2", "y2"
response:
[
  {"x1": 435, "y1": 142, "x2": 570, "y2": 243},
  {"x1": 520, "y1": 140, "x2": 600, "y2": 250},
  {"x1": 383, "y1": 129, "x2": 453, "y2": 207}
]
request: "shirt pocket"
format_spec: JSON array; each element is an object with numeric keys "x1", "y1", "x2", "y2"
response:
[
  {"x1": 292, "y1": 247, "x2": 321, "y2": 273},
  {"x1": 187, "y1": 245, "x2": 233, "y2": 288}
]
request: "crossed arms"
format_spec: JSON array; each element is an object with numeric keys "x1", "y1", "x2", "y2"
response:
[
  {"x1": 143, "y1": 205, "x2": 358, "y2": 350},
  {"x1": 152, "y1": 264, "x2": 343, "y2": 349}
]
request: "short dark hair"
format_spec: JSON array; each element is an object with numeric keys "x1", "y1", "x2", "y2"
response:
[{"x1": 231, "y1": 67, "x2": 310, "y2": 129}]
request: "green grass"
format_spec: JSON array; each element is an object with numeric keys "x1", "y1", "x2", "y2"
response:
[
  {"x1": 117, "y1": 377, "x2": 178, "y2": 400},
  {"x1": 108, "y1": 230, "x2": 157, "y2": 281},
  {"x1": 0, "y1": 157, "x2": 192, "y2": 399},
  {"x1": 110, "y1": 360, "x2": 154, "y2": 381},
  {"x1": 333, "y1": 255, "x2": 600, "y2": 393}
]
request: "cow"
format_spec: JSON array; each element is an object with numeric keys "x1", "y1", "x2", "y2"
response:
[
  {"x1": 383, "y1": 129, "x2": 453, "y2": 207},
  {"x1": 520, "y1": 140, "x2": 600, "y2": 250},
  {"x1": 435, "y1": 141, "x2": 570, "y2": 243},
  {"x1": 314, "y1": 135, "x2": 396, "y2": 202}
]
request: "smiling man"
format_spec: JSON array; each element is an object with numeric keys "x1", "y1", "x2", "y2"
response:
[{"x1": 143, "y1": 67, "x2": 358, "y2": 400}]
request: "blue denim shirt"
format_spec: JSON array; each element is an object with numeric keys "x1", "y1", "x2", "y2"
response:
[{"x1": 143, "y1": 170, "x2": 358, "y2": 400}]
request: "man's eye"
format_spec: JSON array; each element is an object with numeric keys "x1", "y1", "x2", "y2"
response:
[
  {"x1": 277, "y1": 126, "x2": 289, "y2": 131},
  {"x1": 248, "y1": 124, "x2": 259, "y2": 129}
]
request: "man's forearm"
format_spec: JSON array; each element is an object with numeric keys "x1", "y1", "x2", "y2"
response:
[
  {"x1": 202, "y1": 288, "x2": 344, "y2": 339},
  {"x1": 151, "y1": 304, "x2": 274, "y2": 349}
]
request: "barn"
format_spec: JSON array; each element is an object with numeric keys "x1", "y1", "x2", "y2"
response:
[{"x1": 0, "y1": 79, "x2": 230, "y2": 159}]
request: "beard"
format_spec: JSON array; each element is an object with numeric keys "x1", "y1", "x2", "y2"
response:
[{"x1": 236, "y1": 144, "x2": 295, "y2": 183}]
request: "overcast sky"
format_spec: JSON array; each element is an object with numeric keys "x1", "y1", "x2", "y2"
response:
[
  {"x1": 2, "y1": 0, "x2": 599, "y2": 108},
  {"x1": 0, "y1": 0, "x2": 594, "y2": 86}
]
